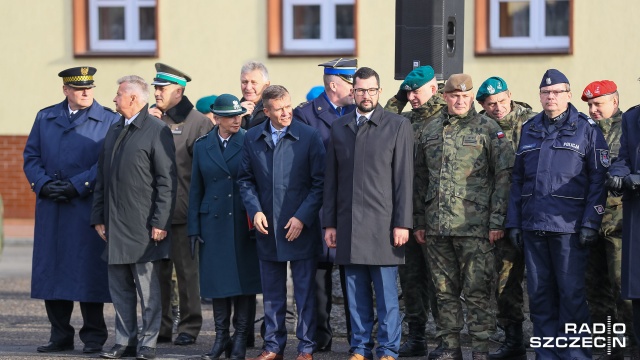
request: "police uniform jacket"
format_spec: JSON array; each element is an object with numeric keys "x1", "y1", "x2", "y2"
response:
[
  {"x1": 506, "y1": 103, "x2": 608, "y2": 233},
  {"x1": 294, "y1": 91, "x2": 356, "y2": 148},
  {"x1": 23, "y1": 99, "x2": 119, "y2": 302}
]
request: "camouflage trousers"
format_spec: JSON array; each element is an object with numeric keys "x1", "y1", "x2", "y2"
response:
[
  {"x1": 493, "y1": 238, "x2": 525, "y2": 326},
  {"x1": 398, "y1": 234, "x2": 438, "y2": 326},
  {"x1": 426, "y1": 236, "x2": 495, "y2": 352},
  {"x1": 586, "y1": 233, "x2": 636, "y2": 345}
]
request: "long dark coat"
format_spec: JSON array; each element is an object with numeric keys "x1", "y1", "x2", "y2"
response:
[
  {"x1": 187, "y1": 127, "x2": 261, "y2": 298},
  {"x1": 23, "y1": 99, "x2": 119, "y2": 302},
  {"x1": 610, "y1": 105, "x2": 640, "y2": 299},
  {"x1": 91, "y1": 106, "x2": 177, "y2": 264},
  {"x1": 237, "y1": 120, "x2": 325, "y2": 262},
  {"x1": 323, "y1": 104, "x2": 414, "y2": 266}
]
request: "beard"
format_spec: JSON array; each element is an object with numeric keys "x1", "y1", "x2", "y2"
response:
[{"x1": 357, "y1": 99, "x2": 376, "y2": 113}]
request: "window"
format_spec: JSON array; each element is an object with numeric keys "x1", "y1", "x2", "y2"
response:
[
  {"x1": 475, "y1": 0, "x2": 572, "y2": 54},
  {"x1": 73, "y1": 0, "x2": 158, "y2": 57},
  {"x1": 268, "y1": 0, "x2": 357, "y2": 56}
]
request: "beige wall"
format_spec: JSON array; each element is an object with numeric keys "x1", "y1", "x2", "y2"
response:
[{"x1": 3, "y1": 0, "x2": 639, "y2": 135}]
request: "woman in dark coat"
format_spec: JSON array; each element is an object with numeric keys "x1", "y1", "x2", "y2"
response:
[{"x1": 188, "y1": 94, "x2": 261, "y2": 360}]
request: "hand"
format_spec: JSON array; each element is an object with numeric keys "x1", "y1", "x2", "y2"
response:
[
  {"x1": 413, "y1": 229, "x2": 426, "y2": 244},
  {"x1": 148, "y1": 107, "x2": 163, "y2": 118},
  {"x1": 605, "y1": 173, "x2": 623, "y2": 192},
  {"x1": 393, "y1": 227, "x2": 409, "y2": 247},
  {"x1": 489, "y1": 229, "x2": 505, "y2": 245},
  {"x1": 509, "y1": 228, "x2": 523, "y2": 253},
  {"x1": 395, "y1": 88, "x2": 409, "y2": 103},
  {"x1": 324, "y1": 227, "x2": 337, "y2": 248},
  {"x1": 579, "y1": 227, "x2": 598, "y2": 247},
  {"x1": 49, "y1": 180, "x2": 79, "y2": 202},
  {"x1": 39, "y1": 181, "x2": 60, "y2": 199},
  {"x1": 189, "y1": 235, "x2": 204, "y2": 259},
  {"x1": 254, "y1": 212, "x2": 269, "y2": 235},
  {"x1": 623, "y1": 174, "x2": 640, "y2": 192},
  {"x1": 151, "y1": 227, "x2": 167, "y2": 242},
  {"x1": 284, "y1": 217, "x2": 304, "y2": 241},
  {"x1": 94, "y1": 224, "x2": 107, "y2": 241},
  {"x1": 241, "y1": 101, "x2": 256, "y2": 115}
]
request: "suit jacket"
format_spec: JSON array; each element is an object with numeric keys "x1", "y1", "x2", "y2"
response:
[
  {"x1": 324, "y1": 104, "x2": 414, "y2": 265},
  {"x1": 293, "y1": 91, "x2": 356, "y2": 148},
  {"x1": 237, "y1": 119, "x2": 325, "y2": 262},
  {"x1": 91, "y1": 105, "x2": 177, "y2": 264}
]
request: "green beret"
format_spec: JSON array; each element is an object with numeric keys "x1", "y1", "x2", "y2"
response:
[
  {"x1": 195, "y1": 95, "x2": 218, "y2": 114},
  {"x1": 400, "y1": 66, "x2": 435, "y2": 91},
  {"x1": 476, "y1": 76, "x2": 508, "y2": 101}
]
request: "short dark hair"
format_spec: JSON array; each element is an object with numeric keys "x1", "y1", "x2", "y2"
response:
[
  {"x1": 262, "y1": 85, "x2": 289, "y2": 108},
  {"x1": 353, "y1": 67, "x2": 380, "y2": 87}
]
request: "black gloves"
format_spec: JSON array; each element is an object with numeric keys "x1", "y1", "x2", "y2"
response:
[
  {"x1": 509, "y1": 228, "x2": 523, "y2": 253},
  {"x1": 189, "y1": 235, "x2": 204, "y2": 259},
  {"x1": 48, "y1": 180, "x2": 79, "y2": 202},
  {"x1": 579, "y1": 227, "x2": 598, "y2": 247},
  {"x1": 39, "y1": 181, "x2": 58, "y2": 199},
  {"x1": 395, "y1": 88, "x2": 409, "y2": 103},
  {"x1": 623, "y1": 174, "x2": 640, "y2": 192},
  {"x1": 605, "y1": 173, "x2": 623, "y2": 192}
]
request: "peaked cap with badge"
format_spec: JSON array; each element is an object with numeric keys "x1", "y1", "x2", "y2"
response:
[
  {"x1": 400, "y1": 65, "x2": 435, "y2": 91},
  {"x1": 211, "y1": 94, "x2": 247, "y2": 117},
  {"x1": 319, "y1": 58, "x2": 357, "y2": 84},
  {"x1": 58, "y1": 66, "x2": 97, "y2": 88},
  {"x1": 540, "y1": 69, "x2": 570, "y2": 88},
  {"x1": 151, "y1": 63, "x2": 192, "y2": 87},
  {"x1": 476, "y1": 76, "x2": 509, "y2": 101},
  {"x1": 443, "y1": 73, "x2": 473, "y2": 93},
  {"x1": 581, "y1": 80, "x2": 617, "y2": 101}
]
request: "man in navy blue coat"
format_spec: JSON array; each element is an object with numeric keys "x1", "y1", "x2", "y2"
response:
[
  {"x1": 293, "y1": 57, "x2": 357, "y2": 351},
  {"x1": 238, "y1": 85, "x2": 325, "y2": 360},
  {"x1": 23, "y1": 67, "x2": 120, "y2": 354}
]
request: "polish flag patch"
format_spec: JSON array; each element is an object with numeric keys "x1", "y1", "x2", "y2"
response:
[{"x1": 497, "y1": 131, "x2": 505, "y2": 139}]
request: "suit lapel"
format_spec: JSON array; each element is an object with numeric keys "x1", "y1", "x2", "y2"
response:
[
  {"x1": 206, "y1": 127, "x2": 230, "y2": 175},
  {"x1": 223, "y1": 129, "x2": 244, "y2": 162}
]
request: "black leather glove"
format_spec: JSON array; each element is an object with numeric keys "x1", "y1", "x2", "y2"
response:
[
  {"x1": 49, "y1": 180, "x2": 79, "y2": 202},
  {"x1": 39, "y1": 181, "x2": 59, "y2": 199},
  {"x1": 395, "y1": 88, "x2": 409, "y2": 103},
  {"x1": 509, "y1": 228, "x2": 523, "y2": 253},
  {"x1": 623, "y1": 174, "x2": 640, "y2": 192},
  {"x1": 605, "y1": 173, "x2": 623, "y2": 192},
  {"x1": 579, "y1": 227, "x2": 598, "y2": 247},
  {"x1": 189, "y1": 235, "x2": 204, "y2": 260}
]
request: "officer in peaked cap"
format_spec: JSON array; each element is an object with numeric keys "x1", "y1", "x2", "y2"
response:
[
  {"x1": 149, "y1": 62, "x2": 213, "y2": 346},
  {"x1": 23, "y1": 66, "x2": 120, "y2": 354},
  {"x1": 292, "y1": 58, "x2": 358, "y2": 351}
]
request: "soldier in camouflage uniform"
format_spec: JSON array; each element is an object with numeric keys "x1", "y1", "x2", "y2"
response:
[
  {"x1": 476, "y1": 77, "x2": 536, "y2": 360},
  {"x1": 413, "y1": 74, "x2": 514, "y2": 360},
  {"x1": 581, "y1": 80, "x2": 638, "y2": 360},
  {"x1": 384, "y1": 65, "x2": 446, "y2": 358}
]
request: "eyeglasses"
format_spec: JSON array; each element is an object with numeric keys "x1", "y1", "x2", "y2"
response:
[
  {"x1": 353, "y1": 88, "x2": 380, "y2": 96},
  {"x1": 540, "y1": 89, "x2": 570, "y2": 96}
]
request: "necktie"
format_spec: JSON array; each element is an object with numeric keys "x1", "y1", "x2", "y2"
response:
[
  {"x1": 357, "y1": 115, "x2": 368, "y2": 127},
  {"x1": 336, "y1": 106, "x2": 342, "y2": 115},
  {"x1": 223, "y1": 140, "x2": 228, "y2": 148},
  {"x1": 274, "y1": 130, "x2": 283, "y2": 145}
]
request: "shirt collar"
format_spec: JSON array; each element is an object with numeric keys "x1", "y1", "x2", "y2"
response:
[
  {"x1": 269, "y1": 122, "x2": 288, "y2": 134},
  {"x1": 218, "y1": 130, "x2": 232, "y2": 142},
  {"x1": 355, "y1": 108, "x2": 374, "y2": 121},
  {"x1": 125, "y1": 112, "x2": 140, "y2": 126}
]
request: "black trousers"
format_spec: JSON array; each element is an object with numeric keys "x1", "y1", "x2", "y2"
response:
[{"x1": 44, "y1": 300, "x2": 108, "y2": 345}]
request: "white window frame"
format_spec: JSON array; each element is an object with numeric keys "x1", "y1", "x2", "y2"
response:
[
  {"x1": 88, "y1": 0, "x2": 156, "y2": 52},
  {"x1": 282, "y1": 0, "x2": 355, "y2": 52},
  {"x1": 489, "y1": 0, "x2": 569, "y2": 50}
]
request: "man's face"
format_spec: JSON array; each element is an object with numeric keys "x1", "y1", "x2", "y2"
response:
[
  {"x1": 333, "y1": 78, "x2": 354, "y2": 107},
  {"x1": 587, "y1": 94, "x2": 618, "y2": 120},
  {"x1": 407, "y1": 83, "x2": 436, "y2": 109},
  {"x1": 264, "y1": 94, "x2": 293, "y2": 130},
  {"x1": 216, "y1": 114, "x2": 242, "y2": 137},
  {"x1": 241, "y1": 70, "x2": 270, "y2": 103},
  {"x1": 154, "y1": 84, "x2": 182, "y2": 112},
  {"x1": 352, "y1": 76, "x2": 380, "y2": 113},
  {"x1": 540, "y1": 84, "x2": 571, "y2": 114},
  {"x1": 63, "y1": 86, "x2": 94, "y2": 110},
  {"x1": 480, "y1": 91, "x2": 512, "y2": 120},
  {"x1": 444, "y1": 91, "x2": 474, "y2": 115},
  {"x1": 113, "y1": 83, "x2": 133, "y2": 116}
]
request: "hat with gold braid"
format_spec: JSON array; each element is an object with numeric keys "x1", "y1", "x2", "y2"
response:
[{"x1": 58, "y1": 66, "x2": 97, "y2": 88}]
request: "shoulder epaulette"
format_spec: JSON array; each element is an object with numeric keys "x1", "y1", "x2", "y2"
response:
[
  {"x1": 102, "y1": 106, "x2": 117, "y2": 113},
  {"x1": 195, "y1": 132, "x2": 210, "y2": 143},
  {"x1": 296, "y1": 101, "x2": 310, "y2": 109},
  {"x1": 577, "y1": 112, "x2": 597, "y2": 126},
  {"x1": 38, "y1": 104, "x2": 56, "y2": 113},
  {"x1": 627, "y1": 104, "x2": 640, "y2": 112}
]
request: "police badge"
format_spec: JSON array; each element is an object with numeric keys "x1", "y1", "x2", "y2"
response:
[{"x1": 599, "y1": 149, "x2": 611, "y2": 167}]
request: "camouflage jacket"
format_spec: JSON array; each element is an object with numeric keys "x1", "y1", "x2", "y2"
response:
[
  {"x1": 414, "y1": 107, "x2": 515, "y2": 238},
  {"x1": 384, "y1": 93, "x2": 447, "y2": 140},
  {"x1": 480, "y1": 100, "x2": 537, "y2": 152},
  {"x1": 598, "y1": 109, "x2": 623, "y2": 235}
]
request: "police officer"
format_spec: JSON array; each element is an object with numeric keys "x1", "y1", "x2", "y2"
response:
[
  {"x1": 23, "y1": 66, "x2": 120, "y2": 354},
  {"x1": 581, "y1": 80, "x2": 637, "y2": 359},
  {"x1": 414, "y1": 74, "x2": 514, "y2": 360},
  {"x1": 384, "y1": 65, "x2": 445, "y2": 358},
  {"x1": 293, "y1": 57, "x2": 357, "y2": 351},
  {"x1": 505, "y1": 69, "x2": 609, "y2": 360},
  {"x1": 476, "y1": 77, "x2": 536, "y2": 360}
]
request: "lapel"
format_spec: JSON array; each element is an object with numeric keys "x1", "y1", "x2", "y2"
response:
[
  {"x1": 206, "y1": 126, "x2": 230, "y2": 174},
  {"x1": 223, "y1": 128, "x2": 245, "y2": 163}
]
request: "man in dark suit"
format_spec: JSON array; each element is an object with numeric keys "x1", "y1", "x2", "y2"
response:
[
  {"x1": 293, "y1": 57, "x2": 357, "y2": 351},
  {"x1": 91, "y1": 75, "x2": 177, "y2": 360},
  {"x1": 323, "y1": 67, "x2": 414, "y2": 360},
  {"x1": 240, "y1": 61, "x2": 270, "y2": 129},
  {"x1": 238, "y1": 85, "x2": 325, "y2": 360}
]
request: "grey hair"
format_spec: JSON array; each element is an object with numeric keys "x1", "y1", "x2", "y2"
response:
[
  {"x1": 241, "y1": 61, "x2": 269, "y2": 81},
  {"x1": 117, "y1": 75, "x2": 149, "y2": 103},
  {"x1": 262, "y1": 85, "x2": 289, "y2": 108}
]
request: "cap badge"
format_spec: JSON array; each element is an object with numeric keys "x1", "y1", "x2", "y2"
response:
[
  {"x1": 584, "y1": 90, "x2": 593, "y2": 99},
  {"x1": 232, "y1": 100, "x2": 241, "y2": 110},
  {"x1": 403, "y1": 84, "x2": 412, "y2": 91},
  {"x1": 487, "y1": 85, "x2": 495, "y2": 94},
  {"x1": 546, "y1": 77, "x2": 552, "y2": 85},
  {"x1": 497, "y1": 82, "x2": 503, "y2": 90},
  {"x1": 81, "y1": 67, "x2": 89, "y2": 76},
  {"x1": 459, "y1": 83, "x2": 466, "y2": 91}
]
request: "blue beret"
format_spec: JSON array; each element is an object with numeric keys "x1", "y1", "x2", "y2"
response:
[
  {"x1": 476, "y1": 76, "x2": 508, "y2": 101},
  {"x1": 540, "y1": 69, "x2": 569, "y2": 88},
  {"x1": 306, "y1": 86, "x2": 324, "y2": 101},
  {"x1": 195, "y1": 95, "x2": 218, "y2": 114},
  {"x1": 400, "y1": 66, "x2": 435, "y2": 91}
]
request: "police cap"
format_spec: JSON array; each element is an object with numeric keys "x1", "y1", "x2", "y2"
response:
[
  {"x1": 58, "y1": 66, "x2": 97, "y2": 88},
  {"x1": 318, "y1": 58, "x2": 357, "y2": 84}
]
